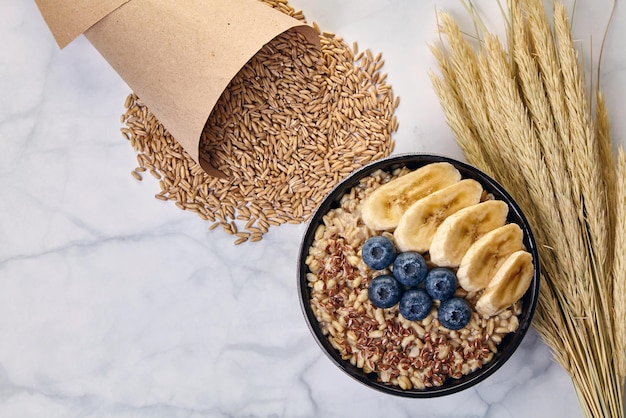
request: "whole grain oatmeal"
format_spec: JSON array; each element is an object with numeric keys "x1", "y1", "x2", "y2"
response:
[
  {"x1": 305, "y1": 167, "x2": 522, "y2": 390},
  {"x1": 120, "y1": 0, "x2": 398, "y2": 244}
]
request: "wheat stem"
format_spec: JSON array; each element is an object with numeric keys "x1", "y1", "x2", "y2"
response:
[{"x1": 614, "y1": 147, "x2": 626, "y2": 380}]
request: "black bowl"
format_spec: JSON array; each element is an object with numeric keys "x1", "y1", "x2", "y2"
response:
[{"x1": 297, "y1": 153, "x2": 540, "y2": 397}]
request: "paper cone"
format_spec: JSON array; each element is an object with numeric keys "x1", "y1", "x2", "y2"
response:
[{"x1": 34, "y1": 0, "x2": 320, "y2": 177}]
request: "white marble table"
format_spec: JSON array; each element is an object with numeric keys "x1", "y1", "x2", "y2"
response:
[{"x1": 2, "y1": 1, "x2": 624, "y2": 417}]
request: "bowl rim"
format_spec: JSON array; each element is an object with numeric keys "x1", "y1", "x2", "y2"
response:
[{"x1": 297, "y1": 152, "x2": 541, "y2": 398}]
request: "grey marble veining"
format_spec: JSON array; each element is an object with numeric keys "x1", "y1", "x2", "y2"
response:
[{"x1": 1, "y1": 1, "x2": 624, "y2": 417}]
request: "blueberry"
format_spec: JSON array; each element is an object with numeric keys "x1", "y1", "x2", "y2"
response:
[
  {"x1": 425, "y1": 267, "x2": 458, "y2": 301},
  {"x1": 438, "y1": 298, "x2": 471, "y2": 330},
  {"x1": 399, "y1": 288, "x2": 432, "y2": 321},
  {"x1": 368, "y1": 275, "x2": 403, "y2": 309},
  {"x1": 362, "y1": 236, "x2": 397, "y2": 270},
  {"x1": 392, "y1": 251, "x2": 427, "y2": 287}
]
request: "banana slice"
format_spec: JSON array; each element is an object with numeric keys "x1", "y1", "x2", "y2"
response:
[
  {"x1": 429, "y1": 200, "x2": 509, "y2": 267},
  {"x1": 476, "y1": 250, "x2": 534, "y2": 317},
  {"x1": 361, "y1": 162, "x2": 461, "y2": 230},
  {"x1": 393, "y1": 179, "x2": 483, "y2": 253},
  {"x1": 456, "y1": 223, "x2": 524, "y2": 292}
]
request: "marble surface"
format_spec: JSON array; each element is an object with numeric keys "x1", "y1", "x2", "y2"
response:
[{"x1": 1, "y1": 1, "x2": 625, "y2": 417}]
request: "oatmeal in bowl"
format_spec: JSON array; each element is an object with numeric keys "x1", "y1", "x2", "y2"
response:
[{"x1": 297, "y1": 153, "x2": 540, "y2": 397}]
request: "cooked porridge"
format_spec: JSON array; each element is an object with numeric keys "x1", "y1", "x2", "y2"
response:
[{"x1": 304, "y1": 167, "x2": 523, "y2": 389}]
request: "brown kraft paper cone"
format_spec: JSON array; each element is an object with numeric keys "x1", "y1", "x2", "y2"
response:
[{"x1": 34, "y1": 0, "x2": 320, "y2": 177}]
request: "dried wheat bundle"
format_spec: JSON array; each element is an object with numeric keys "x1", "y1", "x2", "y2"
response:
[{"x1": 430, "y1": 0, "x2": 625, "y2": 416}]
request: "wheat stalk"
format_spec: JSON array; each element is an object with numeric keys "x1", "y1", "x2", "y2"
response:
[
  {"x1": 511, "y1": 1, "x2": 582, "y2": 280},
  {"x1": 615, "y1": 148, "x2": 626, "y2": 380},
  {"x1": 554, "y1": 3, "x2": 611, "y2": 278},
  {"x1": 553, "y1": 6, "x2": 623, "y2": 415},
  {"x1": 430, "y1": 0, "x2": 625, "y2": 416},
  {"x1": 430, "y1": 13, "x2": 496, "y2": 175},
  {"x1": 428, "y1": 35, "x2": 492, "y2": 173}
]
